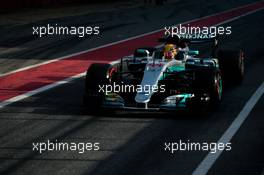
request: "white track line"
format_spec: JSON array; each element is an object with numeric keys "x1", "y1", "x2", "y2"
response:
[
  {"x1": 213, "y1": 8, "x2": 264, "y2": 27},
  {"x1": 192, "y1": 81, "x2": 264, "y2": 175},
  {"x1": 0, "y1": 3, "x2": 263, "y2": 109},
  {"x1": 0, "y1": 72, "x2": 86, "y2": 109}
]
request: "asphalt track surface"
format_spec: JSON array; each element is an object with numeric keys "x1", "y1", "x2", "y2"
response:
[{"x1": 0, "y1": 1, "x2": 264, "y2": 175}]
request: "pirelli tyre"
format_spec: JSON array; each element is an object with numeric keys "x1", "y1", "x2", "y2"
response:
[
  {"x1": 83, "y1": 63, "x2": 111, "y2": 111},
  {"x1": 217, "y1": 49, "x2": 244, "y2": 85},
  {"x1": 194, "y1": 69, "x2": 223, "y2": 108},
  {"x1": 209, "y1": 71, "x2": 223, "y2": 106}
]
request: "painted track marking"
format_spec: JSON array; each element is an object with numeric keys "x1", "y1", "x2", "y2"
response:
[{"x1": 192, "y1": 81, "x2": 264, "y2": 175}]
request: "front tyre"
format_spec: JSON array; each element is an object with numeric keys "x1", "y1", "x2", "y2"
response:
[
  {"x1": 218, "y1": 49, "x2": 244, "y2": 85},
  {"x1": 83, "y1": 63, "x2": 111, "y2": 112},
  {"x1": 193, "y1": 69, "x2": 222, "y2": 110},
  {"x1": 210, "y1": 72, "x2": 223, "y2": 107}
]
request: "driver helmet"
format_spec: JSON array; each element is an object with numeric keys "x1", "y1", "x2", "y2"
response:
[{"x1": 163, "y1": 44, "x2": 177, "y2": 60}]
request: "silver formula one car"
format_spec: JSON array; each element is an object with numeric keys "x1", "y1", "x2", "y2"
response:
[{"x1": 83, "y1": 35, "x2": 244, "y2": 112}]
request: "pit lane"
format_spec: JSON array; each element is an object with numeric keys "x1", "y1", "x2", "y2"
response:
[{"x1": 0, "y1": 1, "x2": 263, "y2": 175}]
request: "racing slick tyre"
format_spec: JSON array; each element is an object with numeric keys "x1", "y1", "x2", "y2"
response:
[
  {"x1": 217, "y1": 49, "x2": 244, "y2": 85},
  {"x1": 209, "y1": 71, "x2": 223, "y2": 107},
  {"x1": 83, "y1": 63, "x2": 111, "y2": 112},
  {"x1": 194, "y1": 69, "x2": 223, "y2": 109}
]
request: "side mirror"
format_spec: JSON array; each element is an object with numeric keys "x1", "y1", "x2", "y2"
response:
[{"x1": 135, "y1": 49, "x2": 150, "y2": 58}]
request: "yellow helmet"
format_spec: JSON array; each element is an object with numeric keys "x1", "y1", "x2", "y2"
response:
[{"x1": 163, "y1": 44, "x2": 177, "y2": 60}]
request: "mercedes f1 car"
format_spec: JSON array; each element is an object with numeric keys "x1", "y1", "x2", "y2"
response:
[{"x1": 83, "y1": 35, "x2": 244, "y2": 112}]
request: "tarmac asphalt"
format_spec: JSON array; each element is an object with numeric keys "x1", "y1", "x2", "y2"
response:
[{"x1": 0, "y1": 0, "x2": 263, "y2": 174}]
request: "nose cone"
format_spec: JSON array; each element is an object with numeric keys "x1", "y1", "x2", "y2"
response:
[
  {"x1": 135, "y1": 62, "x2": 165, "y2": 103},
  {"x1": 135, "y1": 92, "x2": 151, "y2": 103}
]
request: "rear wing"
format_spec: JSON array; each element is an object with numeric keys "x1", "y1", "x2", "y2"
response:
[
  {"x1": 186, "y1": 34, "x2": 219, "y2": 47},
  {"x1": 159, "y1": 34, "x2": 220, "y2": 57},
  {"x1": 159, "y1": 34, "x2": 219, "y2": 45}
]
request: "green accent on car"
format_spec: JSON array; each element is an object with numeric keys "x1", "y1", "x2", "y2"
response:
[
  {"x1": 160, "y1": 93, "x2": 194, "y2": 109},
  {"x1": 188, "y1": 50, "x2": 199, "y2": 56},
  {"x1": 160, "y1": 64, "x2": 186, "y2": 80},
  {"x1": 219, "y1": 78, "x2": 223, "y2": 99}
]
